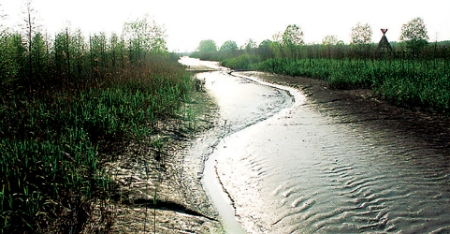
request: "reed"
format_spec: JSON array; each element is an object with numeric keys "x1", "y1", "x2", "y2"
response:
[
  {"x1": 253, "y1": 57, "x2": 450, "y2": 111},
  {"x1": 197, "y1": 41, "x2": 450, "y2": 113},
  {"x1": 0, "y1": 16, "x2": 195, "y2": 233}
]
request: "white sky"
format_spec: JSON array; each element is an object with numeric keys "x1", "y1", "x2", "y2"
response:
[{"x1": 1, "y1": 0, "x2": 449, "y2": 52}]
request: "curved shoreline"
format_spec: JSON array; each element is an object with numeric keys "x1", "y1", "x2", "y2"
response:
[
  {"x1": 98, "y1": 68, "x2": 450, "y2": 233},
  {"x1": 196, "y1": 70, "x2": 296, "y2": 233},
  {"x1": 240, "y1": 71, "x2": 450, "y2": 155},
  {"x1": 136, "y1": 58, "x2": 450, "y2": 233}
]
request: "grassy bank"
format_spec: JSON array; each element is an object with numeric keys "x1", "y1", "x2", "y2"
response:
[
  {"x1": 250, "y1": 58, "x2": 450, "y2": 111},
  {"x1": 204, "y1": 43, "x2": 450, "y2": 113},
  {"x1": 0, "y1": 18, "x2": 196, "y2": 233}
]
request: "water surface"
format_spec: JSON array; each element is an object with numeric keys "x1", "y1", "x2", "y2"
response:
[{"x1": 180, "y1": 57, "x2": 450, "y2": 233}]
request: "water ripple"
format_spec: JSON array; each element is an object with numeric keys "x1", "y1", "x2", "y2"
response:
[{"x1": 202, "y1": 71, "x2": 450, "y2": 233}]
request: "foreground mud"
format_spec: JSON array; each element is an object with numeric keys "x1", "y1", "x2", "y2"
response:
[
  {"x1": 82, "y1": 62, "x2": 450, "y2": 233},
  {"x1": 218, "y1": 71, "x2": 450, "y2": 233},
  {"x1": 82, "y1": 89, "x2": 223, "y2": 233}
]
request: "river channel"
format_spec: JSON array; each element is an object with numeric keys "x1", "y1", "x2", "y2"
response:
[{"x1": 179, "y1": 57, "x2": 450, "y2": 233}]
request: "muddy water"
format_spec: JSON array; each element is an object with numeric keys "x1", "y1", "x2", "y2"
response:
[{"x1": 180, "y1": 57, "x2": 450, "y2": 233}]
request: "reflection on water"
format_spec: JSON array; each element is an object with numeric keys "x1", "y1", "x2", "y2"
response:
[{"x1": 180, "y1": 57, "x2": 450, "y2": 233}]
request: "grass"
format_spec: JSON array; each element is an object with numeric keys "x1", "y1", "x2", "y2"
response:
[
  {"x1": 0, "y1": 16, "x2": 198, "y2": 233},
  {"x1": 192, "y1": 40, "x2": 450, "y2": 113},
  {"x1": 252, "y1": 58, "x2": 450, "y2": 111}
]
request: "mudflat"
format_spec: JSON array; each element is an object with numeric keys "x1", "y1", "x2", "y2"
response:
[{"x1": 240, "y1": 71, "x2": 450, "y2": 154}]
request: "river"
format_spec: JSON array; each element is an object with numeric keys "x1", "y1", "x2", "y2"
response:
[{"x1": 179, "y1": 57, "x2": 450, "y2": 233}]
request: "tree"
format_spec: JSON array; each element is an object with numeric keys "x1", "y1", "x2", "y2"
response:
[
  {"x1": 282, "y1": 24, "x2": 304, "y2": 46},
  {"x1": 272, "y1": 31, "x2": 283, "y2": 44},
  {"x1": 197, "y1": 39, "x2": 217, "y2": 52},
  {"x1": 282, "y1": 24, "x2": 304, "y2": 58},
  {"x1": 259, "y1": 39, "x2": 272, "y2": 48},
  {"x1": 244, "y1": 38, "x2": 257, "y2": 51},
  {"x1": 22, "y1": 0, "x2": 42, "y2": 79},
  {"x1": 258, "y1": 39, "x2": 274, "y2": 60},
  {"x1": 400, "y1": 17, "x2": 429, "y2": 54},
  {"x1": 122, "y1": 14, "x2": 168, "y2": 55},
  {"x1": 270, "y1": 31, "x2": 284, "y2": 58},
  {"x1": 322, "y1": 35, "x2": 339, "y2": 45},
  {"x1": 150, "y1": 22, "x2": 167, "y2": 53},
  {"x1": 0, "y1": 3, "x2": 7, "y2": 31},
  {"x1": 321, "y1": 35, "x2": 339, "y2": 58},
  {"x1": 219, "y1": 40, "x2": 238, "y2": 52},
  {"x1": 351, "y1": 22, "x2": 372, "y2": 45}
]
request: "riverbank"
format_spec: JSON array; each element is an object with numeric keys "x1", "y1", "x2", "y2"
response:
[
  {"x1": 82, "y1": 88, "x2": 224, "y2": 233},
  {"x1": 238, "y1": 71, "x2": 450, "y2": 153},
  {"x1": 85, "y1": 66, "x2": 450, "y2": 233}
]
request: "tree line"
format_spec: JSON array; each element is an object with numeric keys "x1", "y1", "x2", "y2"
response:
[
  {"x1": 191, "y1": 17, "x2": 450, "y2": 113},
  {"x1": 191, "y1": 17, "x2": 443, "y2": 61}
]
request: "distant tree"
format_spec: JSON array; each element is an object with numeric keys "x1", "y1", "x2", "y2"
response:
[
  {"x1": 258, "y1": 39, "x2": 274, "y2": 60},
  {"x1": 0, "y1": 33, "x2": 25, "y2": 89},
  {"x1": 220, "y1": 40, "x2": 238, "y2": 52},
  {"x1": 270, "y1": 31, "x2": 284, "y2": 58},
  {"x1": 322, "y1": 35, "x2": 339, "y2": 45},
  {"x1": 31, "y1": 32, "x2": 48, "y2": 81},
  {"x1": 122, "y1": 15, "x2": 168, "y2": 54},
  {"x1": 197, "y1": 39, "x2": 217, "y2": 52},
  {"x1": 244, "y1": 38, "x2": 257, "y2": 51},
  {"x1": 0, "y1": 3, "x2": 7, "y2": 31},
  {"x1": 22, "y1": 0, "x2": 41, "y2": 79},
  {"x1": 272, "y1": 31, "x2": 283, "y2": 44},
  {"x1": 400, "y1": 17, "x2": 429, "y2": 54},
  {"x1": 351, "y1": 22, "x2": 372, "y2": 45},
  {"x1": 321, "y1": 35, "x2": 339, "y2": 58},
  {"x1": 282, "y1": 24, "x2": 304, "y2": 46},
  {"x1": 150, "y1": 22, "x2": 167, "y2": 53},
  {"x1": 259, "y1": 39, "x2": 272, "y2": 48},
  {"x1": 282, "y1": 24, "x2": 304, "y2": 58}
]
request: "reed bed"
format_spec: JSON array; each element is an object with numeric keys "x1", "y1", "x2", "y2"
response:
[
  {"x1": 0, "y1": 18, "x2": 194, "y2": 233},
  {"x1": 252, "y1": 57, "x2": 450, "y2": 111},
  {"x1": 196, "y1": 41, "x2": 450, "y2": 113}
]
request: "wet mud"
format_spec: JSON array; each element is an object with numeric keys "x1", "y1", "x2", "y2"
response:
[
  {"x1": 213, "y1": 71, "x2": 450, "y2": 233},
  {"x1": 82, "y1": 75, "x2": 223, "y2": 233},
  {"x1": 177, "y1": 56, "x2": 450, "y2": 233}
]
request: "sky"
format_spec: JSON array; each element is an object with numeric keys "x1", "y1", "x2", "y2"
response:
[{"x1": 1, "y1": 0, "x2": 449, "y2": 52}]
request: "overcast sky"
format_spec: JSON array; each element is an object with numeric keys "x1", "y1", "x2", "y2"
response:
[{"x1": 1, "y1": 0, "x2": 449, "y2": 52}]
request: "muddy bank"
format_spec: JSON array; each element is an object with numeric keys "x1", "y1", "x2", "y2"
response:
[
  {"x1": 82, "y1": 86, "x2": 223, "y2": 233},
  {"x1": 211, "y1": 71, "x2": 450, "y2": 233},
  {"x1": 240, "y1": 71, "x2": 450, "y2": 154}
]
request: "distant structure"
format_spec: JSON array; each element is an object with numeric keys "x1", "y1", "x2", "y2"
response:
[{"x1": 376, "y1": 29, "x2": 393, "y2": 55}]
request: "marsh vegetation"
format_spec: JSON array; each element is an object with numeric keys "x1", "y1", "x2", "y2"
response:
[
  {"x1": 192, "y1": 18, "x2": 450, "y2": 113},
  {"x1": 0, "y1": 10, "x2": 202, "y2": 232}
]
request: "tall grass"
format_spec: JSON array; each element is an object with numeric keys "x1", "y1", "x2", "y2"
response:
[
  {"x1": 0, "y1": 16, "x2": 194, "y2": 233},
  {"x1": 253, "y1": 57, "x2": 450, "y2": 111}
]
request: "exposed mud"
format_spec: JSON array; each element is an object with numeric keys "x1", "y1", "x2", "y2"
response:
[
  {"x1": 215, "y1": 71, "x2": 450, "y2": 233},
  {"x1": 83, "y1": 56, "x2": 450, "y2": 233},
  {"x1": 241, "y1": 71, "x2": 450, "y2": 154},
  {"x1": 81, "y1": 71, "x2": 224, "y2": 233}
]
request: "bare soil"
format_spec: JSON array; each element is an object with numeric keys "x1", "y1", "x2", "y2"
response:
[
  {"x1": 81, "y1": 68, "x2": 450, "y2": 233},
  {"x1": 241, "y1": 71, "x2": 450, "y2": 155},
  {"x1": 82, "y1": 90, "x2": 223, "y2": 234}
]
